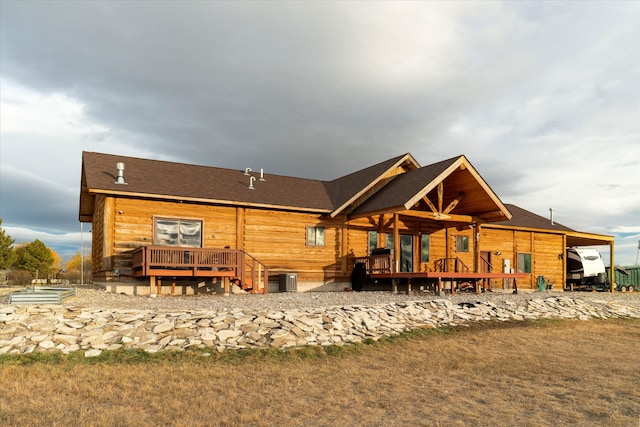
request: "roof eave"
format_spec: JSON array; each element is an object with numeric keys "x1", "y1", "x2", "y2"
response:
[
  {"x1": 329, "y1": 153, "x2": 420, "y2": 218},
  {"x1": 86, "y1": 188, "x2": 333, "y2": 214}
]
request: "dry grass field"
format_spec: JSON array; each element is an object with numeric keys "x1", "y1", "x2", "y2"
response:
[{"x1": 1, "y1": 318, "x2": 638, "y2": 427}]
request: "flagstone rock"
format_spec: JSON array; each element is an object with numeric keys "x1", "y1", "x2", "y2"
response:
[{"x1": 0, "y1": 294, "x2": 638, "y2": 354}]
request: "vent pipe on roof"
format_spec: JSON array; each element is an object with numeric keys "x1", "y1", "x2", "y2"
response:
[
  {"x1": 259, "y1": 168, "x2": 266, "y2": 181},
  {"x1": 115, "y1": 162, "x2": 127, "y2": 185},
  {"x1": 549, "y1": 208, "x2": 554, "y2": 226},
  {"x1": 248, "y1": 176, "x2": 256, "y2": 190},
  {"x1": 244, "y1": 167, "x2": 252, "y2": 176}
]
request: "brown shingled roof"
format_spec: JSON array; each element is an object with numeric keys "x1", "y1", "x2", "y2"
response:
[
  {"x1": 80, "y1": 152, "x2": 334, "y2": 217},
  {"x1": 80, "y1": 152, "x2": 513, "y2": 224},
  {"x1": 490, "y1": 204, "x2": 575, "y2": 232},
  {"x1": 79, "y1": 151, "x2": 419, "y2": 220},
  {"x1": 350, "y1": 156, "x2": 459, "y2": 215},
  {"x1": 325, "y1": 153, "x2": 420, "y2": 216}
]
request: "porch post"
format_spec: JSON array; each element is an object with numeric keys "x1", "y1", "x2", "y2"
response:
[
  {"x1": 149, "y1": 276, "x2": 156, "y2": 295},
  {"x1": 609, "y1": 241, "x2": 615, "y2": 292},
  {"x1": 393, "y1": 213, "x2": 400, "y2": 273},
  {"x1": 473, "y1": 224, "x2": 479, "y2": 273}
]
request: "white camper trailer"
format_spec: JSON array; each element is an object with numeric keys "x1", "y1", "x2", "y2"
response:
[{"x1": 565, "y1": 248, "x2": 609, "y2": 291}]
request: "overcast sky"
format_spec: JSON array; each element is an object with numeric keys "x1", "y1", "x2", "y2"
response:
[{"x1": 1, "y1": 1, "x2": 639, "y2": 265}]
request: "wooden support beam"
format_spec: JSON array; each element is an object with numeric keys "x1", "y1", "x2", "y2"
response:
[
  {"x1": 443, "y1": 193, "x2": 464, "y2": 214},
  {"x1": 610, "y1": 242, "x2": 615, "y2": 292},
  {"x1": 397, "y1": 210, "x2": 474, "y2": 223},
  {"x1": 150, "y1": 276, "x2": 156, "y2": 295},
  {"x1": 437, "y1": 182, "x2": 444, "y2": 213},
  {"x1": 423, "y1": 196, "x2": 438, "y2": 213}
]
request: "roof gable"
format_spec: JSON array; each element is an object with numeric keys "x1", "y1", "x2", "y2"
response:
[
  {"x1": 325, "y1": 153, "x2": 420, "y2": 217},
  {"x1": 349, "y1": 155, "x2": 512, "y2": 222}
]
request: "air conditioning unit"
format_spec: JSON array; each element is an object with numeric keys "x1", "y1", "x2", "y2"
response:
[{"x1": 279, "y1": 273, "x2": 297, "y2": 292}]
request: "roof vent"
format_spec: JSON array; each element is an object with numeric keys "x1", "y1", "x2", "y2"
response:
[
  {"x1": 549, "y1": 208, "x2": 554, "y2": 226},
  {"x1": 115, "y1": 162, "x2": 127, "y2": 185},
  {"x1": 244, "y1": 167, "x2": 266, "y2": 189}
]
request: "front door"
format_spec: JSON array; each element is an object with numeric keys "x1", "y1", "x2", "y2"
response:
[
  {"x1": 400, "y1": 235, "x2": 413, "y2": 272},
  {"x1": 385, "y1": 234, "x2": 414, "y2": 272},
  {"x1": 480, "y1": 251, "x2": 492, "y2": 273}
]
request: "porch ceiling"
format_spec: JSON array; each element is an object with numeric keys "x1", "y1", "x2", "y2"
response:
[{"x1": 565, "y1": 231, "x2": 614, "y2": 247}]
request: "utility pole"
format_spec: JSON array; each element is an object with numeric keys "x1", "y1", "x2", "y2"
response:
[{"x1": 80, "y1": 222, "x2": 84, "y2": 286}]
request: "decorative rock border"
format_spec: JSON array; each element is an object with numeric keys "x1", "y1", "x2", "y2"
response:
[{"x1": 1, "y1": 296, "x2": 639, "y2": 357}]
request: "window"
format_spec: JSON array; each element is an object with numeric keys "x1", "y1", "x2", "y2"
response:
[
  {"x1": 456, "y1": 235, "x2": 469, "y2": 252},
  {"x1": 385, "y1": 234, "x2": 394, "y2": 251},
  {"x1": 368, "y1": 231, "x2": 378, "y2": 255},
  {"x1": 306, "y1": 226, "x2": 325, "y2": 247},
  {"x1": 420, "y1": 234, "x2": 430, "y2": 262},
  {"x1": 154, "y1": 218, "x2": 202, "y2": 247},
  {"x1": 517, "y1": 253, "x2": 531, "y2": 273}
]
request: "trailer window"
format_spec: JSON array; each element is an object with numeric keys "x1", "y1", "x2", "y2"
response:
[{"x1": 517, "y1": 253, "x2": 531, "y2": 273}]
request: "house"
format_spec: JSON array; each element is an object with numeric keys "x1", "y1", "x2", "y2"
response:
[{"x1": 79, "y1": 151, "x2": 614, "y2": 295}]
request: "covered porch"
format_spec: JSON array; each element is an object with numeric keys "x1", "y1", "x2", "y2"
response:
[
  {"x1": 347, "y1": 155, "x2": 529, "y2": 294},
  {"x1": 353, "y1": 253, "x2": 529, "y2": 295}
]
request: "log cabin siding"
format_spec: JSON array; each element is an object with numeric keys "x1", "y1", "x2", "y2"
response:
[
  {"x1": 99, "y1": 197, "x2": 242, "y2": 279},
  {"x1": 426, "y1": 229, "x2": 447, "y2": 271},
  {"x1": 243, "y1": 209, "x2": 346, "y2": 282},
  {"x1": 89, "y1": 194, "x2": 352, "y2": 284},
  {"x1": 92, "y1": 193, "x2": 564, "y2": 291},
  {"x1": 533, "y1": 233, "x2": 564, "y2": 288},
  {"x1": 91, "y1": 194, "x2": 106, "y2": 275},
  {"x1": 449, "y1": 228, "x2": 475, "y2": 271},
  {"x1": 476, "y1": 226, "x2": 565, "y2": 289}
]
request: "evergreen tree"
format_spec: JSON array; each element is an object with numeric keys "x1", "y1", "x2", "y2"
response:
[
  {"x1": 0, "y1": 219, "x2": 16, "y2": 269},
  {"x1": 18, "y1": 239, "x2": 55, "y2": 276}
]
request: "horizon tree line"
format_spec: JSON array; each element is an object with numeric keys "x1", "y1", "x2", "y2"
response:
[{"x1": 0, "y1": 218, "x2": 91, "y2": 285}]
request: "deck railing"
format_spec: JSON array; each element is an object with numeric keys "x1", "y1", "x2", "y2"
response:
[
  {"x1": 433, "y1": 257, "x2": 470, "y2": 273},
  {"x1": 353, "y1": 254, "x2": 393, "y2": 275},
  {"x1": 131, "y1": 246, "x2": 268, "y2": 293}
]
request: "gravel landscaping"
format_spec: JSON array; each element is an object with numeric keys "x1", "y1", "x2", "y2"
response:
[{"x1": 3, "y1": 285, "x2": 638, "y2": 312}]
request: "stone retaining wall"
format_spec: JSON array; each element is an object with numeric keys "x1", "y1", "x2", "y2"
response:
[{"x1": 1, "y1": 297, "x2": 639, "y2": 357}]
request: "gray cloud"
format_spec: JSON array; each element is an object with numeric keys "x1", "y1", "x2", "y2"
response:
[{"x1": 1, "y1": 1, "x2": 638, "y2": 263}]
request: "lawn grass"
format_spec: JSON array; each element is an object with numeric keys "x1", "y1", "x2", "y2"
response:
[{"x1": 1, "y1": 318, "x2": 638, "y2": 426}]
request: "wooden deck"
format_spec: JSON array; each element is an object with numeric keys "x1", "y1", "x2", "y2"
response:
[
  {"x1": 354, "y1": 254, "x2": 529, "y2": 294},
  {"x1": 131, "y1": 246, "x2": 268, "y2": 294}
]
